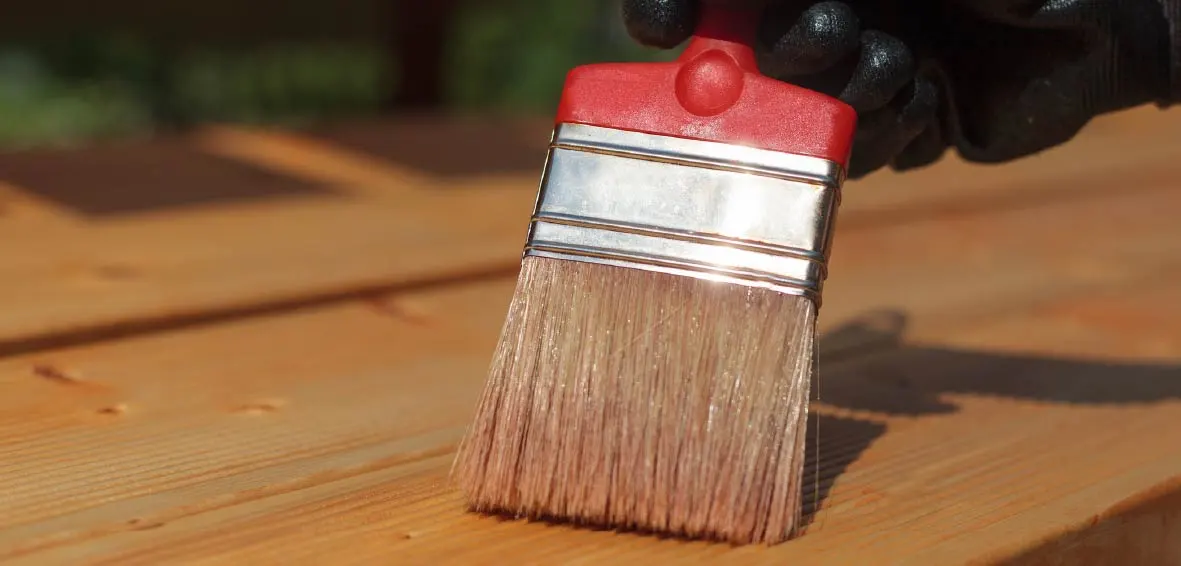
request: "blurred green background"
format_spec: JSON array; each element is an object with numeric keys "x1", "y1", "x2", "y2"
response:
[{"x1": 0, "y1": 0, "x2": 673, "y2": 149}]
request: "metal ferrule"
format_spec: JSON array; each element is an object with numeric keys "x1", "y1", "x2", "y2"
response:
[{"x1": 523, "y1": 123, "x2": 845, "y2": 307}]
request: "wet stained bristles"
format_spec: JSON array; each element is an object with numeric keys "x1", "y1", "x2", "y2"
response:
[{"x1": 452, "y1": 256, "x2": 817, "y2": 545}]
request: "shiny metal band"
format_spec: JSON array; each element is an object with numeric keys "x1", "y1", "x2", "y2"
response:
[{"x1": 524, "y1": 123, "x2": 845, "y2": 305}]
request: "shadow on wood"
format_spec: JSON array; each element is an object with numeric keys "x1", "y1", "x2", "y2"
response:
[
  {"x1": 800, "y1": 413, "x2": 887, "y2": 528},
  {"x1": 0, "y1": 138, "x2": 341, "y2": 217},
  {"x1": 301, "y1": 116, "x2": 552, "y2": 178},
  {"x1": 817, "y1": 310, "x2": 1181, "y2": 416},
  {"x1": 796, "y1": 309, "x2": 1181, "y2": 549}
]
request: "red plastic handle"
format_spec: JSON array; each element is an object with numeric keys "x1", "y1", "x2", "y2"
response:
[
  {"x1": 678, "y1": 3, "x2": 761, "y2": 72},
  {"x1": 554, "y1": 4, "x2": 856, "y2": 167}
]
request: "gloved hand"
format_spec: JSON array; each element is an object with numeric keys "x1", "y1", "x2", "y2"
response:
[{"x1": 622, "y1": 0, "x2": 1179, "y2": 178}]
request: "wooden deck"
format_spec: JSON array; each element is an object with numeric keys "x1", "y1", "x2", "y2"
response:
[{"x1": 1, "y1": 107, "x2": 1180, "y2": 565}]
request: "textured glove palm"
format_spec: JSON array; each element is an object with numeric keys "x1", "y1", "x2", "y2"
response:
[{"x1": 622, "y1": 0, "x2": 1178, "y2": 178}]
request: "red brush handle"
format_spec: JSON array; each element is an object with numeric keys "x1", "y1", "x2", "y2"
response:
[
  {"x1": 554, "y1": 3, "x2": 856, "y2": 167},
  {"x1": 679, "y1": 3, "x2": 760, "y2": 72}
]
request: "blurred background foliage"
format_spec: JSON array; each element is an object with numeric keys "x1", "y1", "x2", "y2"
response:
[{"x1": 0, "y1": 0, "x2": 671, "y2": 149}]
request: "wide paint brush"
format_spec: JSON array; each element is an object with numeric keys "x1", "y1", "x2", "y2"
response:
[{"x1": 452, "y1": 2, "x2": 856, "y2": 545}]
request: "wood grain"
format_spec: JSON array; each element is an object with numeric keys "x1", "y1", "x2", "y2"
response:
[{"x1": 0, "y1": 281, "x2": 513, "y2": 559}]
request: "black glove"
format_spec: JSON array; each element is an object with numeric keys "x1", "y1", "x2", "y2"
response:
[{"x1": 622, "y1": 0, "x2": 1180, "y2": 178}]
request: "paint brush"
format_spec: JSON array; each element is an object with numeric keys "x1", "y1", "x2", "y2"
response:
[{"x1": 452, "y1": 2, "x2": 856, "y2": 545}]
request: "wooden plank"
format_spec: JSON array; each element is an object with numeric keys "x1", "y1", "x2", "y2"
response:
[
  {"x1": 838, "y1": 104, "x2": 1181, "y2": 229},
  {"x1": 193, "y1": 117, "x2": 552, "y2": 192},
  {"x1": 168, "y1": 106, "x2": 1181, "y2": 340},
  {"x1": 823, "y1": 164, "x2": 1181, "y2": 332},
  {"x1": 208, "y1": 106, "x2": 1181, "y2": 230},
  {"x1": 1, "y1": 254, "x2": 1179, "y2": 564},
  {"x1": 0, "y1": 280, "x2": 513, "y2": 559},
  {"x1": 0, "y1": 107, "x2": 1176, "y2": 356},
  {"x1": 810, "y1": 281, "x2": 1181, "y2": 565},
  {"x1": 0, "y1": 152, "x2": 1158, "y2": 358},
  {"x1": 0, "y1": 132, "x2": 537, "y2": 350}
]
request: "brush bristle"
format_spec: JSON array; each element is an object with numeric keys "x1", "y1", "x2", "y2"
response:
[{"x1": 452, "y1": 256, "x2": 817, "y2": 545}]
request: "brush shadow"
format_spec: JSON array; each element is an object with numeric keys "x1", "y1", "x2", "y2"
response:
[
  {"x1": 816, "y1": 309, "x2": 1181, "y2": 416},
  {"x1": 475, "y1": 508, "x2": 701, "y2": 544},
  {"x1": 473, "y1": 507, "x2": 818, "y2": 548},
  {"x1": 799, "y1": 413, "x2": 887, "y2": 529}
]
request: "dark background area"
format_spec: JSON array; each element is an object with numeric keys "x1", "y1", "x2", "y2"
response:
[{"x1": 0, "y1": 0, "x2": 672, "y2": 149}]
